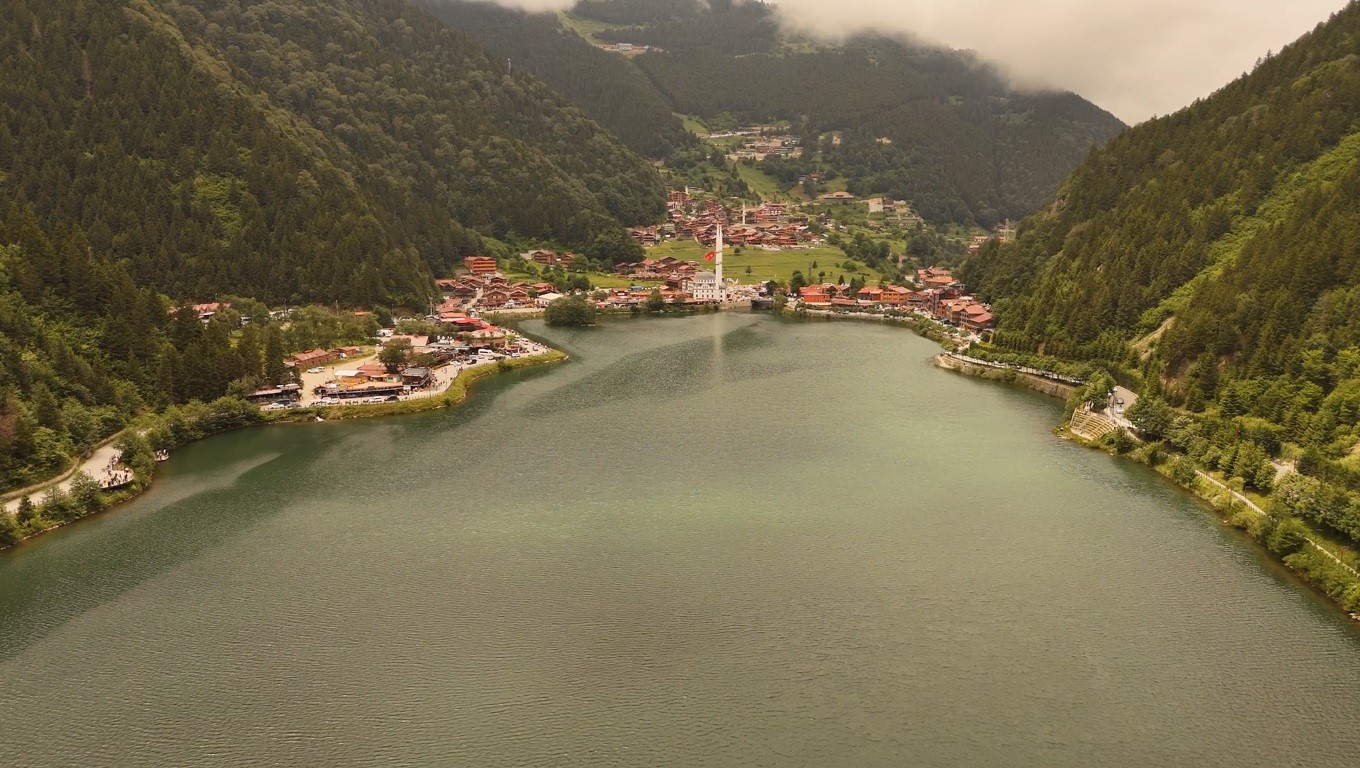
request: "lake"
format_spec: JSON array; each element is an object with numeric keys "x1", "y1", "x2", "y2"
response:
[{"x1": 2, "y1": 313, "x2": 1358, "y2": 766}]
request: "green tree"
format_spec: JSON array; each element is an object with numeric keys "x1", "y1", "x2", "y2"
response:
[
  {"x1": 379, "y1": 338, "x2": 413, "y2": 373},
  {"x1": 69, "y1": 472, "x2": 106, "y2": 515},
  {"x1": 1168, "y1": 456, "x2": 1198, "y2": 486},
  {"x1": 544, "y1": 295, "x2": 596, "y2": 327},
  {"x1": 0, "y1": 509, "x2": 18, "y2": 546},
  {"x1": 645, "y1": 288, "x2": 666, "y2": 313},
  {"x1": 1266, "y1": 516, "x2": 1309, "y2": 555},
  {"x1": 15, "y1": 496, "x2": 36, "y2": 524},
  {"x1": 1127, "y1": 396, "x2": 1175, "y2": 439}
]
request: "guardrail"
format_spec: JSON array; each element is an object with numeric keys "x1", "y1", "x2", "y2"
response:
[
  {"x1": 943, "y1": 352, "x2": 1088, "y2": 386},
  {"x1": 1197, "y1": 471, "x2": 1360, "y2": 579}
]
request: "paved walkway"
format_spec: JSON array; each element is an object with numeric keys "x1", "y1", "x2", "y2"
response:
[
  {"x1": 1196, "y1": 470, "x2": 1360, "y2": 578},
  {"x1": 3, "y1": 442, "x2": 124, "y2": 515},
  {"x1": 943, "y1": 352, "x2": 1088, "y2": 386}
]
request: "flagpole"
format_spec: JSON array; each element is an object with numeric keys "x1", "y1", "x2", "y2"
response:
[{"x1": 715, "y1": 222, "x2": 724, "y2": 302}]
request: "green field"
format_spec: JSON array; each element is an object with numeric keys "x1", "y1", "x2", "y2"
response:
[
  {"x1": 502, "y1": 268, "x2": 651, "y2": 290},
  {"x1": 678, "y1": 114, "x2": 708, "y2": 135},
  {"x1": 734, "y1": 163, "x2": 789, "y2": 201},
  {"x1": 645, "y1": 241, "x2": 880, "y2": 285},
  {"x1": 556, "y1": 12, "x2": 620, "y2": 42}
]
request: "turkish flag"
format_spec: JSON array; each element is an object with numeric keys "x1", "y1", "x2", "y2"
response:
[{"x1": 704, "y1": 251, "x2": 716, "y2": 261}]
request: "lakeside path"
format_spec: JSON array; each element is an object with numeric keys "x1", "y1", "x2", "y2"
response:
[
  {"x1": 3, "y1": 442, "x2": 123, "y2": 515},
  {"x1": 1196, "y1": 470, "x2": 1360, "y2": 579}
]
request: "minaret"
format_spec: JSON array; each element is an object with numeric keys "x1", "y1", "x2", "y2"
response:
[{"x1": 715, "y1": 222, "x2": 724, "y2": 302}]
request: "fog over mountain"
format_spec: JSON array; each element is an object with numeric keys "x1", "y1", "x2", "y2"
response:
[{"x1": 467, "y1": 0, "x2": 1347, "y2": 123}]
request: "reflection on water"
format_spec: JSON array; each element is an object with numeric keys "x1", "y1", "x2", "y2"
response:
[{"x1": 1, "y1": 313, "x2": 1357, "y2": 767}]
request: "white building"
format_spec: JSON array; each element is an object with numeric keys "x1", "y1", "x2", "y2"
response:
[{"x1": 685, "y1": 271, "x2": 724, "y2": 302}]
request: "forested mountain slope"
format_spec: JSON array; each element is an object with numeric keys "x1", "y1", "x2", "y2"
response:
[
  {"x1": 417, "y1": 0, "x2": 694, "y2": 159},
  {"x1": 0, "y1": 0, "x2": 664, "y2": 307},
  {"x1": 559, "y1": 0, "x2": 1125, "y2": 226},
  {"x1": 961, "y1": 3, "x2": 1360, "y2": 557},
  {"x1": 963, "y1": 2, "x2": 1360, "y2": 396}
]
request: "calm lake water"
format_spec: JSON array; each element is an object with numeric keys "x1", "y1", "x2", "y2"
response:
[{"x1": 2, "y1": 313, "x2": 1358, "y2": 767}]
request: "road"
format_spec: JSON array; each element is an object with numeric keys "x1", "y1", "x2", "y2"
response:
[
  {"x1": 3, "y1": 442, "x2": 125, "y2": 514},
  {"x1": 1109, "y1": 385, "x2": 1139, "y2": 427}
]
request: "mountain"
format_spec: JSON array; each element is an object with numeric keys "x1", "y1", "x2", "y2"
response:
[
  {"x1": 961, "y1": 4, "x2": 1360, "y2": 548},
  {"x1": 0, "y1": 0, "x2": 665, "y2": 308},
  {"x1": 416, "y1": 0, "x2": 696, "y2": 159},
  {"x1": 552, "y1": 0, "x2": 1127, "y2": 226}
]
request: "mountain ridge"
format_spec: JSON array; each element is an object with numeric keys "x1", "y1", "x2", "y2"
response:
[{"x1": 421, "y1": 0, "x2": 1125, "y2": 228}]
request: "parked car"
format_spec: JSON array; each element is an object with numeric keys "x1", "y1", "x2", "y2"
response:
[{"x1": 307, "y1": 366, "x2": 325, "y2": 374}]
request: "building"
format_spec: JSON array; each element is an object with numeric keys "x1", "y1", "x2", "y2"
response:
[
  {"x1": 799, "y1": 285, "x2": 831, "y2": 306},
  {"x1": 464, "y1": 256, "x2": 498, "y2": 275},
  {"x1": 818, "y1": 191, "x2": 857, "y2": 205},
  {"x1": 287, "y1": 349, "x2": 338, "y2": 368},
  {"x1": 685, "y1": 271, "x2": 725, "y2": 302},
  {"x1": 881, "y1": 286, "x2": 911, "y2": 306},
  {"x1": 244, "y1": 384, "x2": 301, "y2": 405}
]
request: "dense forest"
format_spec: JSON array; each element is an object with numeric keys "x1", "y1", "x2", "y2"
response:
[
  {"x1": 0, "y1": 201, "x2": 391, "y2": 496},
  {"x1": 416, "y1": 1, "x2": 694, "y2": 159},
  {"x1": 961, "y1": 2, "x2": 1360, "y2": 577},
  {"x1": 0, "y1": 0, "x2": 665, "y2": 308},
  {"x1": 0, "y1": 207, "x2": 265, "y2": 492}
]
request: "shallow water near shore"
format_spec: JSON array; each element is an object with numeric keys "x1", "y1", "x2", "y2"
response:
[{"x1": 2, "y1": 313, "x2": 1358, "y2": 767}]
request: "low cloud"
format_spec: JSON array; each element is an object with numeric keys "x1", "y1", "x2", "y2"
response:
[
  {"x1": 768, "y1": 0, "x2": 1347, "y2": 123},
  {"x1": 461, "y1": 0, "x2": 1348, "y2": 123}
]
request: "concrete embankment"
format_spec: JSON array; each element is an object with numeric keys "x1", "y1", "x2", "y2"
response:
[{"x1": 932, "y1": 353, "x2": 1077, "y2": 399}]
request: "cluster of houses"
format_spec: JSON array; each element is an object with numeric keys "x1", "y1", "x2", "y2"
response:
[
  {"x1": 253, "y1": 317, "x2": 537, "y2": 407},
  {"x1": 520, "y1": 249, "x2": 576, "y2": 268},
  {"x1": 728, "y1": 134, "x2": 801, "y2": 161},
  {"x1": 628, "y1": 193, "x2": 822, "y2": 250},
  {"x1": 614, "y1": 255, "x2": 700, "y2": 282},
  {"x1": 795, "y1": 268, "x2": 995, "y2": 334},
  {"x1": 966, "y1": 221, "x2": 1017, "y2": 253},
  {"x1": 593, "y1": 42, "x2": 654, "y2": 55},
  {"x1": 285, "y1": 346, "x2": 364, "y2": 370},
  {"x1": 434, "y1": 258, "x2": 565, "y2": 312}
]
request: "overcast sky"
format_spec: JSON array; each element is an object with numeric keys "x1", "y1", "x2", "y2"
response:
[{"x1": 477, "y1": 0, "x2": 1349, "y2": 124}]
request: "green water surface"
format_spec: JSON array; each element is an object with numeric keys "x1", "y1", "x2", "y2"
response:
[{"x1": 2, "y1": 313, "x2": 1358, "y2": 767}]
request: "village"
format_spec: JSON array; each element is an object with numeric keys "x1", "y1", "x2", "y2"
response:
[
  {"x1": 220, "y1": 163, "x2": 1003, "y2": 416},
  {"x1": 792, "y1": 266, "x2": 995, "y2": 336},
  {"x1": 242, "y1": 310, "x2": 551, "y2": 411}
]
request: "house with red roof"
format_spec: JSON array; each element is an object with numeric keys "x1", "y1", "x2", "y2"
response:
[{"x1": 464, "y1": 256, "x2": 498, "y2": 275}]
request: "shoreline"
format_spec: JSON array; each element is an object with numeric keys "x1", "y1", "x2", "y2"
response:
[
  {"x1": 929, "y1": 344, "x2": 1360, "y2": 619},
  {"x1": 8, "y1": 308, "x2": 1359, "y2": 620},
  {"x1": 0, "y1": 350, "x2": 567, "y2": 552}
]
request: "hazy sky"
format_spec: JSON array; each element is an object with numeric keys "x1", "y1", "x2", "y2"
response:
[{"x1": 475, "y1": 0, "x2": 1349, "y2": 123}]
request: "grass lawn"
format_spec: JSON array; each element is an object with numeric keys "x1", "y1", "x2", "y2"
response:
[
  {"x1": 502, "y1": 268, "x2": 656, "y2": 290},
  {"x1": 589, "y1": 273, "x2": 660, "y2": 289},
  {"x1": 678, "y1": 114, "x2": 708, "y2": 135},
  {"x1": 645, "y1": 241, "x2": 880, "y2": 285},
  {"x1": 734, "y1": 163, "x2": 790, "y2": 202},
  {"x1": 556, "y1": 12, "x2": 619, "y2": 42}
]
